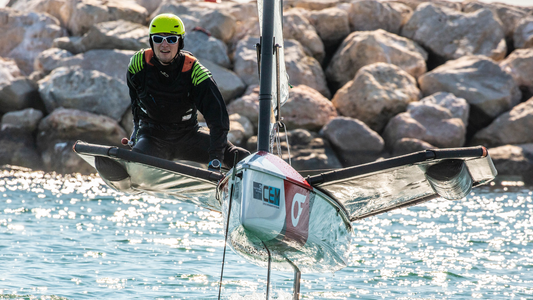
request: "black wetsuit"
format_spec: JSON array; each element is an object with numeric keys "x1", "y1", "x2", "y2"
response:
[{"x1": 126, "y1": 49, "x2": 250, "y2": 168}]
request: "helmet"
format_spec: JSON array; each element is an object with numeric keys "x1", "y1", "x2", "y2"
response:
[{"x1": 149, "y1": 14, "x2": 185, "y2": 36}]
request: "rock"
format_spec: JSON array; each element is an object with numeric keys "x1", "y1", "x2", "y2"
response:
[
  {"x1": 53, "y1": 20, "x2": 149, "y2": 54},
  {"x1": 0, "y1": 76, "x2": 42, "y2": 114},
  {"x1": 228, "y1": 120, "x2": 246, "y2": 146},
  {"x1": 500, "y1": 49, "x2": 533, "y2": 97},
  {"x1": 463, "y1": 1, "x2": 530, "y2": 45},
  {"x1": 348, "y1": 0, "x2": 405, "y2": 34},
  {"x1": 35, "y1": 49, "x2": 135, "y2": 84},
  {"x1": 184, "y1": 29, "x2": 231, "y2": 69},
  {"x1": 0, "y1": 127, "x2": 43, "y2": 170},
  {"x1": 321, "y1": 116, "x2": 384, "y2": 166},
  {"x1": 305, "y1": 6, "x2": 350, "y2": 48},
  {"x1": 227, "y1": 86, "x2": 260, "y2": 129},
  {"x1": 38, "y1": 66, "x2": 130, "y2": 121},
  {"x1": 61, "y1": 0, "x2": 148, "y2": 36},
  {"x1": 281, "y1": 85, "x2": 337, "y2": 131},
  {"x1": 283, "y1": 8, "x2": 325, "y2": 63},
  {"x1": 383, "y1": 100, "x2": 466, "y2": 149},
  {"x1": 153, "y1": 2, "x2": 237, "y2": 44},
  {"x1": 0, "y1": 57, "x2": 21, "y2": 80},
  {"x1": 332, "y1": 62, "x2": 421, "y2": 133},
  {"x1": 0, "y1": 8, "x2": 65, "y2": 75},
  {"x1": 418, "y1": 55, "x2": 521, "y2": 124},
  {"x1": 135, "y1": 0, "x2": 163, "y2": 15},
  {"x1": 470, "y1": 97, "x2": 533, "y2": 147},
  {"x1": 488, "y1": 144, "x2": 533, "y2": 183},
  {"x1": 284, "y1": 0, "x2": 339, "y2": 11},
  {"x1": 120, "y1": 107, "x2": 134, "y2": 138},
  {"x1": 233, "y1": 35, "x2": 260, "y2": 86},
  {"x1": 393, "y1": 0, "x2": 461, "y2": 11},
  {"x1": 513, "y1": 17, "x2": 533, "y2": 49},
  {"x1": 201, "y1": 59, "x2": 245, "y2": 103},
  {"x1": 407, "y1": 92, "x2": 469, "y2": 126},
  {"x1": 326, "y1": 29, "x2": 427, "y2": 90},
  {"x1": 1, "y1": 108, "x2": 43, "y2": 132},
  {"x1": 401, "y1": 3, "x2": 506, "y2": 62},
  {"x1": 36, "y1": 108, "x2": 126, "y2": 173},
  {"x1": 284, "y1": 39, "x2": 330, "y2": 98},
  {"x1": 230, "y1": 113, "x2": 254, "y2": 138},
  {"x1": 33, "y1": 48, "x2": 73, "y2": 74},
  {"x1": 263, "y1": 129, "x2": 342, "y2": 172},
  {"x1": 391, "y1": 138, "x2": 435, "y2": 157}
]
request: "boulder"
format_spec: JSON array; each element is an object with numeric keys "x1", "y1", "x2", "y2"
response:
[
  {"x1": 153, "y1": 2, "x2": 237, "y2": 44},
  {"x1": 284, "y1": 39, "x2": 330, "y2": 98},
  {"x1": 38, "y1": 66, "x2": 130, "y2": 121},
  {"x1": 348, "y1": 0, "x2": 405, "y2": 34},
  {"x1": 470, "y1": 97, "x2": 533, "y2": 147},
  {"x1": 407, "y1": 92, "x2": 469, "y2": 126},
  {"x1": 283, "y1": 9, "x2": 325, "y2": 63},
  {"x1": 227, "y1": 85, "x2": 260, "y2": 129},
  {"x1": 53, "y1": 20, "x2": 149, "y2": 54},
  {"x1": 61, "y1": 0, "x2": 148, "y2": 36},
  {"x1": 305, "y1": 6, "x2": 350, "y2": 48},
  {"x1": 1, "y1": 108, "x2": 43, "y2": 132},
  {"x1": 383, "y1": 100, "x2": 466, "y2": 149},
  {"x1": 0, "y1": 76, "x2": 42, "y2": 114},
  {"x1": 391, "y1": 138, "x2": 435, "y2": 157},
  {"x1": 321, "y1": 116, "x2": 384, "y2": 166},
  {"x1": 488, "y1": 144, "x2": 533, "y2": 183},
  {"x1": 326, "y1": 29, "x2": 427, "y2": 90},
  {"x1": 0, "y1": 8, "x2": 65, "y2": 75},
  {"x1": 134, "y1": 0, "x2": 163, "y2": 15},
  {"x1": 281, "y1": 85, "x2": 337, "y2": 131},
  {"x1": 184, "y1": 30, "x2": 231, "y2": 69},
  {"x1": 513, "y1": 17, "x2": 533, "y2": 49},
  {"x1": 332, "y1": 62, "x2": 421, "y2": 133},
  {"x1": 283, "y1": 0, "x2": 339, "y2": 11},
  {"x1": 401, "y1": 3, "x2": 506, "y2": 62},
  {"x1": 463, "y1": 1, "x2": 530, "y2": 44},
  {"x1": 500, "y1": 49, "x2": 533, "y2": 97},
  {"x1": 35, "y1": 49, "x2": 135, "y2": 84},
  {"x1": 230, "y1": 113, "x2": 254, "y2": 138},
  {"x1": 0, "y1": 127, "x2": 43, "y2": 170},
  {"x1": 392, "y1": 0, "x2": 461, "y2": 11},
  {"x1": 233, "y1": 35, "x2": 260, "y2": 86},
  {"x1": 418, "y1": 55, "x2": 521, "y2": 124},
  {"x1": 228, "y1": 120, "x2": 246, "y2": 146},
  {"x1": 120, "y1": 106, "x2": 134, "y2": 138},
  {"x1": 201, "y1": 59, "x2": 245, "y2": 103},
  {"x1": 33, "y1": 48, "x2": 73, "y2": 74},
  {"x1": 36, "y1": 108, "x2": 126, "y2": 173}
]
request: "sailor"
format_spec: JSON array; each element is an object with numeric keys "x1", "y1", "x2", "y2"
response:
[{"x1": 123, "y1": 13, "x2": 250, "y2": 172}]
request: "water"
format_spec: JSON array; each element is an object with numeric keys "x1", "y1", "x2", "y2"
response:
[{"x1": 0, "y1": 168, "x2": 532, "y2": 300}]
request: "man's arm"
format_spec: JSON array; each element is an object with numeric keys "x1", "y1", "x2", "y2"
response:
[{"x1": 190, "y1": 60, "x2": 229, "y2": 163}]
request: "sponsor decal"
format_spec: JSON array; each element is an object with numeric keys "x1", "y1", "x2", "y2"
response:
[
  {"x1": 283, "y1": 181, "x2": 312, "y2": 246},
  {"x1": 252, "y1": 182, "x2": 280, "y2": 208}
]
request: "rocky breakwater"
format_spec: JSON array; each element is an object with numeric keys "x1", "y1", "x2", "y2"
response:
[{"x1": 1, "y1": 0, "x2": 533, "y2": 182}]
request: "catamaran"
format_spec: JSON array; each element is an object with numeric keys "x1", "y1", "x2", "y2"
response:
[{"x1": 74, "y1": 0, "x2": 497, "y2": 298}]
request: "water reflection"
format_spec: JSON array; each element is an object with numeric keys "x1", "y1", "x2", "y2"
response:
[{"x1": 0, "y1": 168, "x2": 532, "y2": 299}]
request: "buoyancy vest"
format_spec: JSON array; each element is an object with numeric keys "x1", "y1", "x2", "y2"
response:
[{"x1": 127, "y1": 49, "x2": 202, "y2": 125}]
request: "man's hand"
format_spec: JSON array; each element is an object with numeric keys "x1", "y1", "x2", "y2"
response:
[{"x1": 208, "y1": 159, "x2": 221, "y2": 172}]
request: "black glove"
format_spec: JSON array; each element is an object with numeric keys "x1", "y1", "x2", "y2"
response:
[{"x1": 208, "y1": 159, "x2": 221, "y2": 172}]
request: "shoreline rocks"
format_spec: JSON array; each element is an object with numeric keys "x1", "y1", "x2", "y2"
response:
[{"x1": 0, "y1": 0, "x2": 532, "y2": 182}]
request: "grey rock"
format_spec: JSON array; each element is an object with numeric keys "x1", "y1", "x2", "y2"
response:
[
  {"x1": 348, "y1": 0, "x2": 404, "y2": 34},
  {"x1": 513, "y1": 17, "x2": 533, "y2": 49},
  {"x1": 401, "y1": 3, "x2": 506, "y2": 61},
  {"x1": 418, "y1": 55, "x2": 521, "y2": 120},
  {"x1": 326, "y1": 29, "x2": 427, "y2": 90},
  {"x1": 1, "y1": 108, "x2": 43, "y2": 132},
  {"x1": 332, "y1": 62, "x2": 421, "y2": 133},
  {"x1": 184, "y1": 30, "x2": 231, "y2": 69},
  {"x1": 281, "y1": 85, "x2": 337, "y2": 131},
  {"x1": 0, "y1": 127, "x2": 43, "y2": 170},
  {"x1": 201, "y1": 59, "x2": 245, "y2": 103},
  {"x1": 38, "y1": 66, "x2": 130, "y2": 120}
]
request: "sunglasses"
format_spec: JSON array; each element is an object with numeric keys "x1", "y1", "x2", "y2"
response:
[{"x1": 151, "y1": 35, "x2": 180, "y2": 44}]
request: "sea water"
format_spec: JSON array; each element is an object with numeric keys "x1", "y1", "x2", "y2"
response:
[{"x1": 0, "y1": 168, "x2": 532, "y2": 300}]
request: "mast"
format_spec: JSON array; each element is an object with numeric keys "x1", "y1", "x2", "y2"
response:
[{"x1": 257, "y1": 0, "x2": 275, "y2": 152}]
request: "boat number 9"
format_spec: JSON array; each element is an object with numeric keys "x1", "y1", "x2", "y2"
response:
[{"x1": 291, "y1": 193, "x2": 306, "y2": 227}]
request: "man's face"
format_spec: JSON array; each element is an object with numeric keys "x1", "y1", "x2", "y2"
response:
[{"x1": 152, "y1": 33, "x2": 179, "y2": 64}]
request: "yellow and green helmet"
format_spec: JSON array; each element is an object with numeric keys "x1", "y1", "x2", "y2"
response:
[{"x1": 149, "y1": 13, "x2": 185, "y2": 36}]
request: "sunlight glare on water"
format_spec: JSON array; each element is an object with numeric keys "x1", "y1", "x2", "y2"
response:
[{"x1": 1, "y1": 167, "x2": 532, "y2": 299}]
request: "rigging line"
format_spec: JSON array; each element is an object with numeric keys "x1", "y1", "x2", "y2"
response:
[{"x1": 217, "y1": 153, "x2": 238, "y2": 300}]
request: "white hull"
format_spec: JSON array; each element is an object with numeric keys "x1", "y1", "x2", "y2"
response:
[{"x1": 219, "y1": 151, "x2": 353, "y2": 273}]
